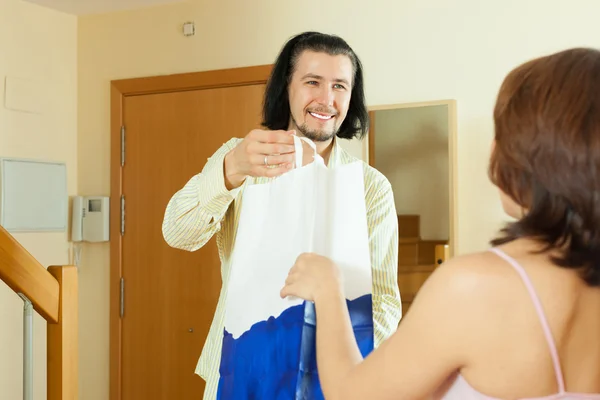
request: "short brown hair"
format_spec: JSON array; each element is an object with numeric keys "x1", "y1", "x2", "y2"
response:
[{"x1": 489, "y1": 47, "x2": 600, "y2": 286}]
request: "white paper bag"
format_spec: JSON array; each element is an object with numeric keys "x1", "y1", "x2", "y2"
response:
[{"x1": 217, "y1": 136, "x2": 373, "y2": 400}]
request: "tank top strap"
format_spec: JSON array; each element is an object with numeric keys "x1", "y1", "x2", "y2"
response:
[{"x1": 489, "y1": 247, "x2": 565, "y2": 393}]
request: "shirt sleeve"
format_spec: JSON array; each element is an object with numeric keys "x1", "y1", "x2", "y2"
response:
[
  {"x1": 367, "y1": 178, "x2": 402, "y2": 347},
  {"x1": 161, "y1": 138, "x2": 242, "y2": 252}
]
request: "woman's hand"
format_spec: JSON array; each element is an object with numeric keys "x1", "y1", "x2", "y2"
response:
[{"x1": 280, "y1": 253, "x2": 344, "y2": 302}]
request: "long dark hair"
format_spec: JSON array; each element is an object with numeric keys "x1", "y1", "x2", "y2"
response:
[
  {"x1": 489, "y1": 47, "x2": 600, "y2": 286},
  {"x1": 262, "y1": 31, "x2": 369, "y2": 140}
]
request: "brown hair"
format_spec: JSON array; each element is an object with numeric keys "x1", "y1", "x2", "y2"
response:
[{"x1": 489, "y1": 47, "x2": 600, "y2": 286}]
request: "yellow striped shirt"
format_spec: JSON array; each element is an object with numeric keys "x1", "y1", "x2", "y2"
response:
[{"x1": 162, "y1": 137, "x2": 401, "y2": 400}]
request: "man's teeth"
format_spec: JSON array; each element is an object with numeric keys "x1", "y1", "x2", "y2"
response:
[{"x1": 309, "y1": 112, "x2": 333, "y2": 120}]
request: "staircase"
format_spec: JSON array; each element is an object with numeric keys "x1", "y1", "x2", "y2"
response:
[
  {"x1": 0, "y1": 226, "x2": 78, "y2": 399},
  {"x1": 397, "y1": 214, "x2": 448, "y2": 314}
]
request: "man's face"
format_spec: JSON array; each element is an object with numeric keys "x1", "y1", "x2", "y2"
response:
[{"x1": 287, "y1": 50, "x2": 353, "y2": 143}]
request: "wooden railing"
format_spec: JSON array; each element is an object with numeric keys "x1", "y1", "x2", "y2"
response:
[{"x1": 0, "y1": 225, "x2": 78, "y2": 399}]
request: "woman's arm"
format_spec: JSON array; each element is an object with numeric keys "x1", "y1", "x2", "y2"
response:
[{"x1": 282, "y1": 252, "x2": 492, "y2": 400}]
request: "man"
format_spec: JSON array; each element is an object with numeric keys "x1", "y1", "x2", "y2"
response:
[{"x1": 162, "y1": 31, "x2": 401, "y2": 399}]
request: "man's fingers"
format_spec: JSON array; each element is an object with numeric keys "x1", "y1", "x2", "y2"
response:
[
  {"x1": 250, "y1": 164, "x2": 293, "y2": 178},
  {"x1": 250, "y1": 153, "x2": 295, "y2": 166},
  {"x1": 265, "y1": 129, "x2": 296, "y2": 144},
  {"x1": 252, "y1": 129, "x2": 296, "y2": 145},
  {"x1": 255, "y1": 142, "x2": 296, "y2": 155},
  {"x1": 247, "y1": 141, "x2": 295, "y2": 156},
  {"x1": 263, "y1": 164, "x2": 293, "y2": 177}
]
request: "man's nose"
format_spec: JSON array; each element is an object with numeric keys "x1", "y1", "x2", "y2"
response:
[{"x1": 316, "y1": 85, "x2": 334, "y2": 107}]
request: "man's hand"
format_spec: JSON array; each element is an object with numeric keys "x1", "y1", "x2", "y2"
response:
[{"x1": 224, "y1": 129, "x2": 296, "y2": 189}]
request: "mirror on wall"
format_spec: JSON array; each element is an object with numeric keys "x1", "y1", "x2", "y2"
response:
[{"x1": 367, "y1": 100, "x2": 457, "y2": 313}]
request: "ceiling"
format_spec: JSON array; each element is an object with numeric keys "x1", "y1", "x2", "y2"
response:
[{"x1": 22, "y1": 0, "x2": 188, "y2": 16}]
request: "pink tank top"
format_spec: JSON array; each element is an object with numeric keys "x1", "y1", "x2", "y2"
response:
[{"x1": 434, "y1": 247, "x2": 600, "y2": 400}]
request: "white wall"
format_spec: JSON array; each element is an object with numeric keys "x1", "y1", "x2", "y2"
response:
[
  {"x1": 0, "y1": 1, "x2": 78, "y2": 399},
  {"x1": 375, "y1": 106, "x2": 449, "y2": 240},
  {"x1": 76, "y1": 0, "x2": 600, "y2": 397}
]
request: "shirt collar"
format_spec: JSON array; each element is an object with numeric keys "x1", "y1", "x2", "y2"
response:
[{"x1": 326, "y1": 136, "x2": 343, "y2": 167}]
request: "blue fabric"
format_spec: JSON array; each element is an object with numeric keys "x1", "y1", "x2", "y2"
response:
[{"x1": 217, "y1": 295, "x2": 374, "y2": 400}]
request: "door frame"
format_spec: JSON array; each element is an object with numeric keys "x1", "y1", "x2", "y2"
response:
[
  {"x1": 367, "y1": 99, "x2": 458, "y2": 257},
  {"x1": 108, "y1": 64, "x2": 273, "y2": 400}
]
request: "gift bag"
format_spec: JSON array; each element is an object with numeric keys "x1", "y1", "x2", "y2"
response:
[{"x1": 217, "y1": 136, "x2": 373, "y2": 400}]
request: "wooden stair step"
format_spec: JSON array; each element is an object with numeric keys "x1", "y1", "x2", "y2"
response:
[
  {"x1": 398, "y1": 238, "x2": 448, "y2": 266},
  {"x1": 397, "y1": 214, "x2": 420, "y2": 239},
  {"x1": 398, "y1": 264, "x2": 436, "y2": 273},
  {"x1": 399, "y1": 237, "x2": 419, "y2": 244}
]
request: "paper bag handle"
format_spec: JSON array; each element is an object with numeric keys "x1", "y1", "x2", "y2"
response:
[{"x1": 293, "y1": 135, "x2": 319, "y2": 169}]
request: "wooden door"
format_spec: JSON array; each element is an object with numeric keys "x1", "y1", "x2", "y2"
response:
[{"x1": 111, "y1": 69, "x2": 268, "y2": 400}]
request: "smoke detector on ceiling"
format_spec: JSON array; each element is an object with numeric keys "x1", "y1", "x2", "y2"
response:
[{"x1": 182, "y1": 22, "x2": 195, "y2": 37}]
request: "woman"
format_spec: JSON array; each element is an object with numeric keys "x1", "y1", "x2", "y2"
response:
[{"x1": 280, "y1": 47, "x2": 600, "y2": 400}]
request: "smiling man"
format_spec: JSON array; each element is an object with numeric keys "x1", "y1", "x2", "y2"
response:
[{"x1": 162, "y1": 31, "x2": 401, "y2": 400}]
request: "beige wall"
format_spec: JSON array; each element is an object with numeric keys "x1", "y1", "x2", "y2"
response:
[
  {"x1": 375, "y1": 106, "x2": 449, "y2": 240},
  {"x1": 76, "y1": 0, "x2": 600, "y2": 398},
  {"x1": 0, "y1": 1, "x2": 78, "y2": 399}
]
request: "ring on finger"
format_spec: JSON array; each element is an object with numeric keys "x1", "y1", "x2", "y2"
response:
[{"x1": 264, "y1": 155, "x2": 269, "y2": 166}]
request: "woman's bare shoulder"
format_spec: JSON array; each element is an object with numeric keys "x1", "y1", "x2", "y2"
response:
[
  {"x1": 410, "y1": 249, "x2": 521, "y2": 321},
  {"x1": 427, "y1": 250, "x2": 516, "y2": 292}
]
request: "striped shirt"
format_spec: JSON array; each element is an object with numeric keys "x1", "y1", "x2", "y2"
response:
[{"x1": 162, "y1": 137, "x2": 402, "y2": 400}]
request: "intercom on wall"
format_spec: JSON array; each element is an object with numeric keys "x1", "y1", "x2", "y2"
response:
[{"x1": 71, "y1": 196, "x2": 109, "y2": 242}]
